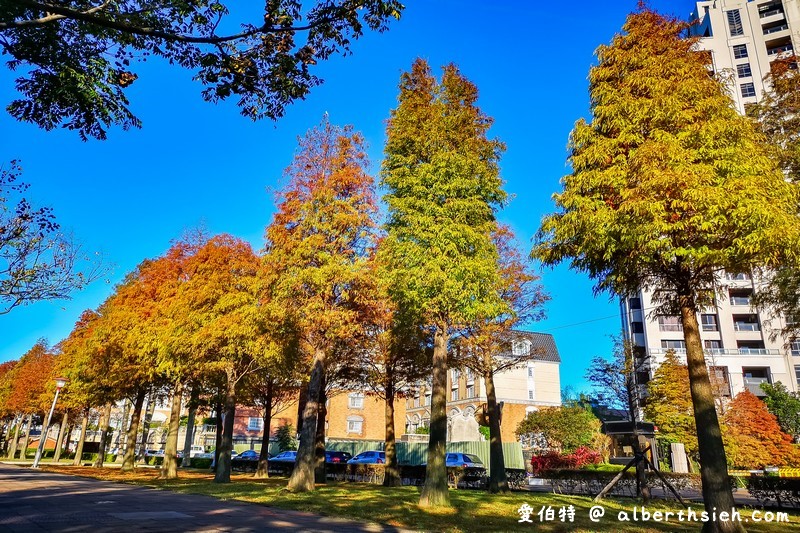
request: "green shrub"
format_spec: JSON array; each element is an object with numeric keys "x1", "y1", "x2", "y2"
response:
[{"x1": 190, "y1": 457, "x2": 213, "y2": 469}]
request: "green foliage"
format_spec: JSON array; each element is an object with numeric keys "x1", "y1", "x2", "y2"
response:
[
  {"x1": 532, "y1": 10, "x2": 800, "y2": 304},
  {"x1": 190, "y1": 457, "x2": 213, "y2": 469},
  {"x1": 0, "y1": 1, "x2": 404, "y2": 140},
  {"x1": 415, "y1": 426, "x2": 431, "y2": 435},
  {"x1": 478, "y1": 425, "x2": 490, "y2": 440},
  {"x1": 515, "y1": 405, "x2": 602, "y2": 453},
  {"x1": 644, "y1": 351, "x2": 698, "y2": 458},
  {"x1": 761, "y1": 382, "x2": 800, "y2": 438},
  {"x1": 276, "y1": 424, "x2": 297, "y2": 451},
  {"x1": 380, "y1": 58, "x2": 508, "y2": 327}
]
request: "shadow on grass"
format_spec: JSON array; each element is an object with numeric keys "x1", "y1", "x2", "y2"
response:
[{"x1": 38, "y1": 466, "x2": 800, "y2": 533}]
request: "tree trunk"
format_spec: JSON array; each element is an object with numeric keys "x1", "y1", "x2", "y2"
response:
[
  {"x1": 7, "y1": 414, "x2": 21, "y2": 459},
  {"x1": 20, "y1": 414, "x2": 33, "y2": 460},
  {"x1": 122, "y1": 389, "x2": 146, "y2": 471},
  {"x1": 420, "y1": 327, "x2": 450, "y2": 507},
  {"x1": 114, "y1": 399, "x2": 131, "y2": 462},
  {"x1": 181, "y1": 387, "x2": 199, "y2": 469},
  {"x1": 160, "y1": 380, "x2": 183, "y2": 479},
  {"x1": 213, "y1": 402, "x2": 222, "y2": 472},
  {"x1": 296, "y1": 382, "x2": 308, "y2": 434},
  {"x1": 626, "y1": 370, "x2": 651, "y2": 502},
  {"x1": 73, "y1": 409, "x2": 89, "y2": 465},
  {"x1": 93, "y1": 404, "x2": 113, "y2": 468},
  {"x1": 314, "y1": 373, "x2": 327, "y2": 484},
  {"x1": 255, "y1": 382, "x2": 274, "y2": 478},
  {"x1": 677, "y1": 280, "x2": 743, "y2": 533},
  {"x1": 383, "y1": 376, "x2": 401, "y2": 487},
  {"x1": 139, "y1": 390, "x2": 157, "y2": 462},
  {"x1": 62, "y1": 424, "x2": 73, "y2": 462},
  {"x1": 214, "y1": 372, "x2": 237, "y2": 484},
  {"x1": 53, "y1": 412, "x2": 69, "y2": 463},
  {"x1": 287, "y1": 348, "x2": 326, "y2": 493},
  {"x1": 484, "y1": 367, "x2": 508, "y2": 493}
]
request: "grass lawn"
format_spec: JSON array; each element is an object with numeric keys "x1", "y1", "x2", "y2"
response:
[{"x1": 39, "y1": 465, "x2": 800, "y2": 532}]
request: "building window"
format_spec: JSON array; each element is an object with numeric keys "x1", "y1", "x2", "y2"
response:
[
  {"x1": 512, "y1": 339, "x2": 532, "y2": 355},
  {"x1": 736, "y1": 63, "x2": 752, "y2": 78},
  {"x1": 425, "y1": 391, "x2": 431, "y2": 406},
  {"x1": 346, "y1": 416, "x2": 363, "y2": 434},
  {"x1": 733, "y1": 44, "x2": 748, "y2": 59},
  {"x1": 451, "y1": 368, "x2": 460, "y2": 382},
  {"x1": 661, "y1": 339, "x2": 686, "y2": 350},
  {"x1": 631, "y1": 321, "x2": 644, "y2": 334},
  {"x1": 629, "y1": 297, "x2": 642, "y2": 310},
  {"x1": 451, "y1": 388, "x2": 459, "y2": 401},
  {"x1": 741, "y1": 82, "x2": 757, "y2": 98},
  {"x1": 795, "y1": 365, "x2": 800, "y2": 386},
  {"x1": 733, "y1": 314, "x2": 760, "y2": 331},
  {"x1": 701, "y1": 314, "x2": 719, "y2": 332},
  {"x1": 528, "y1": 390, "x2": 535, "y2": 400},
  {"x1": 527, "y1": 366, "x2": 534, "y2": 378},
  {"x1": 704, "y1": 339, "x2": 723, "y2": 350},
  {"x1": 413, "y1": 394, "x2": 420, "y2": 408},
  {"x1": 348, "y1": 392, "x2": 364, "y2": 409},
  {"x1": 658, "y1": 316, "x2": 683, "y2": 332},
  {"x1": 727, "y1": 10, "x2": 744, "y2": 36},
  {"x1": 791, "y1": 339, "x2": 800, "y2": 356},
  {"x1": 248, "y1": 417, "x2": 263, "y2": 431},
  {"x1": 730, "y1": 288, "x2": 753, "y2": 306},
  {"x1": 466, "y1": 383, "x2": 475, "y2": 398}
]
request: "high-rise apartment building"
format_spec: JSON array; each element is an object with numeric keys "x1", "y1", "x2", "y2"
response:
[
  {"x1": 620, "y1": 0, "x2": 800, "y2": 399},
  {"x1": 689, "y1": 0, "x2": 800, "y2": 113}
]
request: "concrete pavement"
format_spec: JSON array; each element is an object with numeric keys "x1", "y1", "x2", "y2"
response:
[{"x1": 0, "y1": 464, "x2": 412, "y2": 532}]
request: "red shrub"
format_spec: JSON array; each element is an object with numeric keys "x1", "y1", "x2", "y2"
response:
[{"x1": 530, "y1": 446, "x2": 601, "y2": 475}]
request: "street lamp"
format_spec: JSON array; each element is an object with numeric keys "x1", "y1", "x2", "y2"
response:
[{"x1": 32, "y1": 377, "x2": 68, "y2": 469}]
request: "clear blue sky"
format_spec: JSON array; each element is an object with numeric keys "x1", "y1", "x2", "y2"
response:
[{"x1": 0, "y1": 1, "x2": 697, "y2": 392}]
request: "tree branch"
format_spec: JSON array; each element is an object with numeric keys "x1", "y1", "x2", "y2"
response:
[
  {"x1": 4, "y1": 0, "x2": 334, "y2": 44},
  {"x1": 0, "y1": 0, "x2": 112, "y2": 28}
]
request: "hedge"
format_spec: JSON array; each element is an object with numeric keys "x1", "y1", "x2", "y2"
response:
[
  {"x1": 539, "y1": 469, "x2": 736, "y2": 499},
  {"x1": 747, "y1": 476, "x2": 800, "y2": 508}
]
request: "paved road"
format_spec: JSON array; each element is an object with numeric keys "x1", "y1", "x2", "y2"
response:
[{"x1": 0, "y1": 464, "x2": 411, "y2": 532}]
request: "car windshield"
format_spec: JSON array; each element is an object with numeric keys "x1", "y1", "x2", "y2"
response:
[{"x1": 465, "y1": 454, "x2": 483, "y2": 464}]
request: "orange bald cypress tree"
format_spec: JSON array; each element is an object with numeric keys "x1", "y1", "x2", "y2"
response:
[{"x1": 264, "y1": 117, "x2": 379, "y2": 493}]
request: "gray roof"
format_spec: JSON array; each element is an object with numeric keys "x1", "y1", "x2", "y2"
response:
[{"x1": 501, "y1": 330, "x2": 561, "y2": 363}]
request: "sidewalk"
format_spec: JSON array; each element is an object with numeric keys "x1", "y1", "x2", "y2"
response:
[{"x1": 0, "y1": 464, "x2": 412, "y2": 532}]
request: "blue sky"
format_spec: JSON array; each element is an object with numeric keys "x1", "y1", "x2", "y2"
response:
[{"x1": 0, "y1": 1, "x2": 697, "y2": 392}]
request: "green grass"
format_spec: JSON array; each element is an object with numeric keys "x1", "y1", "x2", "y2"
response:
[{"x1": 41, "y1": 466, "x2": 800, "y2": 532}]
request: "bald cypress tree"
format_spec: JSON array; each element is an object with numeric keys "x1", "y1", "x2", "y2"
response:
[
  {"x1": 533, "y1": 9, "x2": 800, "y2": 533},
  {"x1": 380, "y1": 58, "x2": 507, "y2": 508}
]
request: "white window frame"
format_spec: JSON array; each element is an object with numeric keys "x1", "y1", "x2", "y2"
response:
[
  {"x1": 348, "y1": 392, "x2": 364, "y2": 409},
  {"x1": 248, "y1": 417, "x2": 263, "y2": 431},
  {"x1": 346, "y1": 416, "x2": 363, "y2": 434}
]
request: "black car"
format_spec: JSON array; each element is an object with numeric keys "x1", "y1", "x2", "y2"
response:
[{"x1": 325, "y1": 450, "x2": 352, "y2": 464}]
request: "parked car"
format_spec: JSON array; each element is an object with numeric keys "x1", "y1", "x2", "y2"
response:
[
  {"x1": 325, "y1": 451, "x2": 352, "y2": 464},
  {"x1": 189, "y1": 445, "x2": 205, "y2": 458},
  {"x1": 347, "y1": 451, "x2": 385, "y2": 464},
  {"x1": 445, "y1": 453, "x2": 484, "y2": 468},
  {"x1": 237, "y1": 450, "x2": 267, "y2": 460},
  {"x1": 271, "y1": 451, "x2": 298, "y2": 463}
]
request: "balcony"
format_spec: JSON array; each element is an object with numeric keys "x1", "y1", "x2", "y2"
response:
[
  {"x1": 744, "y1": 377, "x2": 770, "y2": 396},
  {"x1": 733, "y1": 322, "x2": 760, "y2": 332},
  {"x1": 649, "y1": 348, "x2": 780, "y2": 356},
  {"x1": 759, "y1": 3, "x2": 786, "y2": 24},
  {"x1": 764, "y1": 23, "x2": 789, "y2": 35},
  {"x1": 768, "y1": 43, "x2": 794, "y2": 56},
  {"x1": 730, "y1": 296, "x2": 753, "y2": 306}
]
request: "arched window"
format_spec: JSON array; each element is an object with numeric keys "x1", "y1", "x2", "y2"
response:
[{"x1": 346, "y1": 416, "x2": 363, "y2": 435}]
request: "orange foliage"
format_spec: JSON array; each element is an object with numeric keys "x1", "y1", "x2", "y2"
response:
[{"x1": 723, "y1": 390, "x2": 800, "y2": 468}]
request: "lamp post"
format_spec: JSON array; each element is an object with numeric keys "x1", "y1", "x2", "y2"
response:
[{"x1": 32, "y1": 377, "x2": 68, "y2": 469}]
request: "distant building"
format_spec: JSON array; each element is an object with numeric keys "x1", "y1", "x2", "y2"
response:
[
  {"x1": 404, "y1": 331, "x2": 562, "y2": 443},
  {"x1": 688, "y1": 0, "x2": 800, "y2": 114}
]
